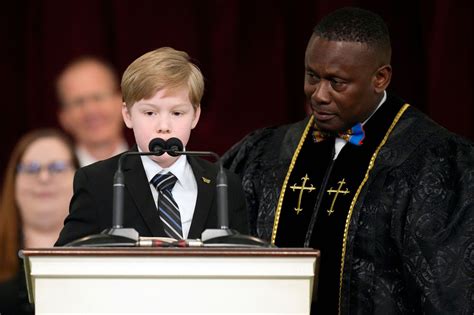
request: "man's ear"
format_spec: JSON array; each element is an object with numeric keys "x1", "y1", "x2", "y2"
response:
[
  {"x1": 374, "y1": 64, "x2": 392, "y2": 93},
  {"x1": 58, "y1": 109, "x2": 72, "y2": 133},
  {"x1": 191, "y1": 105, "x2": 201, "y2": 129},
  {"x1": 122, "y1": 103, "x2": 133, "y2": 129}
]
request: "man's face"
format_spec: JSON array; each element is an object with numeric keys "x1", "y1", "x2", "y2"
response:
[
  {"x1": 304, "y1": 36, "x2": 390, "y2": 132},
  {"x1": 122, "y1": 86, "x2": 200, "y2": 168},
  {"x1": 58, "y1": 62, "x2": 124, "y2": 147}
]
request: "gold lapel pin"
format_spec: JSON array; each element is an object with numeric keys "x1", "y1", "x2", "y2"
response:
[{"x1": 202, "y1": 177, "x2": 211, "y2": 184}]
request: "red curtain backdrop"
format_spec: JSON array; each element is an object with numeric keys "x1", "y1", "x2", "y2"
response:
[{"x1": 1, "y1": 0, "x2": 472, "y2": 178}]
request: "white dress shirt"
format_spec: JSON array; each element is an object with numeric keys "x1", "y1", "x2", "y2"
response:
[{"x1": 140, "y1": 153, "x2": 197, "y2": 239}]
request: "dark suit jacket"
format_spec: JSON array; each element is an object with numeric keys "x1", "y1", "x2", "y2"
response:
[{"x1": 56, "y1": 150, "x2": 249, "y2": 246}]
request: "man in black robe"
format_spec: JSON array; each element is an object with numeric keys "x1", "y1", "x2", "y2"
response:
[{"x1": 222, "y1": 7, "x2": 473, "y2": 314}]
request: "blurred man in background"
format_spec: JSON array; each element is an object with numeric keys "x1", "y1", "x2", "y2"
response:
[{"x1": 56, "y1": 56, "x2": 128, "y2": 166}]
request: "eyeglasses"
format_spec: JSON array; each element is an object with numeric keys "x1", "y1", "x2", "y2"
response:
[{"x1": 17, "y1": 161, "x2": 73, "y2": 176}]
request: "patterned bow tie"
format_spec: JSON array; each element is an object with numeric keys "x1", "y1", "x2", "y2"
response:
[{"x1": 312, "y1": 123, "x2": 365, "y2": 146}]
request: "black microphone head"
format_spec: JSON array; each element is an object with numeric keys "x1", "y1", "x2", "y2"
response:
[
  {"x1": 148, "y1": 138, "x2": 166, "y2": 155},
  {"x1": 166, "y1": 137, "x2": 184, "y2": 156}
]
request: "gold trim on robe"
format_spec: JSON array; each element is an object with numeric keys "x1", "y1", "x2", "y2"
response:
[
  {"x1": 337, "y1": 103, "x2": 410, "y2": 314},
  {"x1": 270, "y1": 104, "x2": 411, "y2": 315},
  {"x1": 271, "y1": 115, "x2": 314, "y2": 244}
]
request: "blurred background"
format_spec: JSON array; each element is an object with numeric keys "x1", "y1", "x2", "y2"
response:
[{"x1": 1, "y1": 0, "x2": 472, "y2": 178}]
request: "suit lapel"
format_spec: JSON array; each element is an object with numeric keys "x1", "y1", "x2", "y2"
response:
[
  {"x1": 123, "y1": 152, "x2": 165, "y2": 236},
  {"x1": 187, "y1": 156, "x2": 215, "y2": 238}
]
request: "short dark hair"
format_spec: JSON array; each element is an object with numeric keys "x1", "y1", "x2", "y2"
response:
[{"x1": 313, "y1": 7, "x2": 391, "y2": 58}]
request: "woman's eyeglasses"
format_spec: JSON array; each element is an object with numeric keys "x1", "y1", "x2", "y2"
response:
[{"x1": 17, "y1": 161, "x2": 72, "y2": 176}]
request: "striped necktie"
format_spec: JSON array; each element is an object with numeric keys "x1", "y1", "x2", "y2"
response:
[{"x1": 150, "y1": 172, "x2": 182, "y2": 239}]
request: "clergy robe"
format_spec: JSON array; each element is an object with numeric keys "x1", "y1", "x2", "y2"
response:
[{"x1": 222, "y1": 93, "x2": 474, "y2": 314}]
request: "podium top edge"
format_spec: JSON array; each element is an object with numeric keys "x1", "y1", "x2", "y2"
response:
[{"x1": 20, "y1": 247, "x2": 320, "y2": 258}]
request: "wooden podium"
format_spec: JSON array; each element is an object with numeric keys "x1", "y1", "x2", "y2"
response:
[{"x1": 21, "y1": 247, "x2": 319, "y2": 314}]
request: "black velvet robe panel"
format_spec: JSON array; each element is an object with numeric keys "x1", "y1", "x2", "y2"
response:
[{"x1": 275, "y1": 98, "x2": 404, "y2": 313}]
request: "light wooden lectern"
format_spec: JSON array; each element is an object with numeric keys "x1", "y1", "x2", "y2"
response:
[{"x1": 21, "y1": 247, "x2": 319, "y2": 314}]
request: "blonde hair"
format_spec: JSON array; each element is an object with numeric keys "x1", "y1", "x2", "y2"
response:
[{"x1": 121, "y1": 47, "x2": 204, "y2": 109}]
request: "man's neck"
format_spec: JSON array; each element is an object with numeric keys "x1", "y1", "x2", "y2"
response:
[
  {"x1": 77, "y1": 138, "x2": 127, "y2": 166},
  {"x1": 83, "y1": 138, "x2": 125, "y2": 159}
]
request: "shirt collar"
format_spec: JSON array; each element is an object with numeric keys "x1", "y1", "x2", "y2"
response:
[
  {"x1": 140, "y1": 148, "x2": 188, "y2": 185},
  {"x1": 362, "y1": 90, "x2": 387, "y2": 126},
  {"x1": 332, "y1": 91, "x2": 387, "y2": 160}
]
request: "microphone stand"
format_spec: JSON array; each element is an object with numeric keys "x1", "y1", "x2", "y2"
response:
[
  {"x1": 66, "y1": 151, "x2": 164, "y2": 247},
  {"x1": 169, "y1": 149, "x2": 271, "y2": 248},
  {"x1": 67, "y1": 138, "x2": 270, "y2": 247}
]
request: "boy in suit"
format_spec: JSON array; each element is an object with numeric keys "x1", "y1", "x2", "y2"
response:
[{"x1": 56, "y1": 47, "x2": 249, "y2": 245}]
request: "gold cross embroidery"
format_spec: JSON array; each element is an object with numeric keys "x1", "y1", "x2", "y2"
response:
[
  {"x1": 289, "y1": 174, "x2": 316, "y2": 214},
  {"x1": 326, "y1": 178, "x2": 350, "y2": 215}
]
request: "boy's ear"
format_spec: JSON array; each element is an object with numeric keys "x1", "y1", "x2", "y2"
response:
[
  {"x1": 122, "y1": 103, "x2": 133, "y2": 129},
  {"x1": 191, "y1": 106, "x2": 201, "y2": 129}
]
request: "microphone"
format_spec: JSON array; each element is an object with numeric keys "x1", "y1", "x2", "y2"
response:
[
  {"x1": 164, "y1": 137, "x2": 229, "y2": 229},
  {"x1": 164, "y1": 137, "x2": 269, "y2": 247},
  {"x1": 165, "y1": 137, "x2": 183, "y2": 157},
  {"x1": 110, "y1": 138, "x2": 166, "y2": 229},
  {"x1": 65, "y1": 137, "x2": 269, "y2": 247},
  {"x1": 65, "y1": 138, "x2": 167, "y2": 247},
  {"x1": 149, "y1": 138, "x2": 166, "y2": 154}
]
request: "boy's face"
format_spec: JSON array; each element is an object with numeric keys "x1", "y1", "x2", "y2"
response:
[{"x1": 122, "y1": 86, "x2": 200, "y2": 168}]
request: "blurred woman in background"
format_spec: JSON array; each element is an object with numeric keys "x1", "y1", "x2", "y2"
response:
[{"x1": 0, "y1": 128, "x2": 79, "y2": 315}]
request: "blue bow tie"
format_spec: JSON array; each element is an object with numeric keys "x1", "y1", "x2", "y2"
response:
[{"x1": 312, "y1": 123, "x2": 365, "y2": 146}]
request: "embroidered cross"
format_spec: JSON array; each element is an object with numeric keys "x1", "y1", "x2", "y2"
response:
[
  {"x1": 289, "y1": 174, "x2": 316, "y2": 214},
  {"x1": 326, "y1": 178, "x2": 350, "y2": 215}
]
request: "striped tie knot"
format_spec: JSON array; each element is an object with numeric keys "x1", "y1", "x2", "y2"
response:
[{"x1": 151, "y1": 172, "x2": 178, "y2": 194}]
